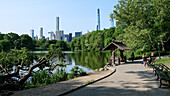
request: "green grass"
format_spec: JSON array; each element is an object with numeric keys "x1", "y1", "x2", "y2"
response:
[
  {"x1": 155, "y1": 56, "x2": 170, "y2": 68},
  {"x1": 156, "y1": 56, "x2": 170, "y2": 64}
]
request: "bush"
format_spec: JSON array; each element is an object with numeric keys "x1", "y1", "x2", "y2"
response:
[{"x1": 25, "y1": 67, "x2": 87, "y2": 89}]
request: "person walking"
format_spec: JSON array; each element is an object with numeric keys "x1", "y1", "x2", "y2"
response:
[
  {"x1": 151, "y1": 52, "x2": 154, "y2": 57},
  {"x1": 142, "y1": 53, "x2": 147, "y2": 68},
  {"x1": 131, "y1": 52, "x2": 134, "y2": 62}
]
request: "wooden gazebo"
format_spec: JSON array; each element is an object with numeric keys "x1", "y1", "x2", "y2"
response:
[{"x1": 103, "y1": 40, "x2": 131, "y2": 65}]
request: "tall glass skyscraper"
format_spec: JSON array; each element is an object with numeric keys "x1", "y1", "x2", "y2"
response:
[
  {"x1": 68, "y1": 33, "x2": 72, "y2": 42},
  {"x1": 48, "y1": 31, "x2": 53, "y2": 40},
  {"x1": 30, "y1": 29, "x2": 34, "y2": 39},
  {"x1": 75, "y1": 31, "x2": 82, "y2": 38},
  {"x1": 40, "y1": 27, "x2": 43, "y2": 39},
  {"x1": 97, "y1": 8, "x2": 100, "y2": 30}
]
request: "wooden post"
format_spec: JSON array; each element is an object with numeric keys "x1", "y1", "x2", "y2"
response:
[
  {"x1": 120, "y1": 50, "x2": 124, "y2": 61},
  {"x1": 124, "y1": 56, "x2": 126, "y2": 63},
  {"x1": 118, "y1": 56, "x2": 120, "y2": 65},
  {"x1": 112, "y1": 51, "x2": 115, "y2": 65}
]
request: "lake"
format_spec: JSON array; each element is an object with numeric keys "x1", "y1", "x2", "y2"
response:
[{"x1": 32, "y1": 51, "x2": 112, "y2": 73}]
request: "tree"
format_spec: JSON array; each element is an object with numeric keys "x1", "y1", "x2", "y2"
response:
[
  {"x1": 36, "y1": 38, "x2": 46, "y2": 48},
  {"x1": 8, "y1": 33, "x2": 20, "y2": 49},
  {"x1": 110, "y1": 0, "x2": 170, "y2": 51},
  {"x1": 20, "y1": 34, "x2": 35, "y2": 50},
  {"x1": 0, "y1": 48, "x2": 65, "y2": 90},
  {"x1": 0, "y1": 34, "x2": 5, "y2": 40},
  {"x1": 56, "y1": 40, "x2": 68, "y2": 51},
  {"x1": 0, "y1": 40, "x2": 11, "y2": 51}
]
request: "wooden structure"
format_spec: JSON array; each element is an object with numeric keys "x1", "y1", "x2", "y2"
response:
[{"x1": 103, "y1": 40, "x2": 131, "y2": 65}]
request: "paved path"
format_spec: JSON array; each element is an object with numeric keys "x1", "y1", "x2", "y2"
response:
[
  {"x1": 12, "y1": 67, "x2": 115, "y2": 96},
  {"x1": 66, "y1": 60, "x2": 170, "y2": 96}
]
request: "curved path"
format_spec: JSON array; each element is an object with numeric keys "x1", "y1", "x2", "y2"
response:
[{"x1": 66, "y1": 60, "x2": 170, "y2": 96}]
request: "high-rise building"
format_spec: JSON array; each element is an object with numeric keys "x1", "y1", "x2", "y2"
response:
[
  {"x1": 75, "y1": 31, "x2": 82, "y2": 38},
  {"x1": 56, "y1": 17, "x2": 61, "y2": 40},
  {"x1": 40, "y1": 27, "x2": 43, "y2": 39},
  {"x1": 97, "y1": 8, "x2": 100, "y2": 30},
  {"x1": 56, "y1": 17, "x2": 59, "y2": 32},
  {"x1": 64, "y1": 34, "x2": 69, "y2": 42},
  {"x1": 111, "y1": 20, "x2": 114, "y2": 27},
  {"x1": 60, "y1": 30, "x2": 64, "y2": 40},
  {"x1": 68, "y1": 33, "x2": 72, "y2": 42},
  {"x1": 48, "y1": 31, "x2": 53, "y2": 40},
  {"x1": 35, "y1": 35, "x2": 38, "y2": 40},
  {"x1": 52, "y1": 32, "x2": 55, "y2": 40},
  {"x1": 30, "y1": 29, "x2": 34, "y2": 39}
]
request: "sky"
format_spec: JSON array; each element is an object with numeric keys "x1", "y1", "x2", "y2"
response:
[{"x1": 0, "y1": 0, "x2": 119, "y2": 37}]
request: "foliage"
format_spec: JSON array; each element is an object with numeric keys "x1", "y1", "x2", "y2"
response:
[
  {"x1": 70, "y1": 66, "x2": 87, "y2": 77},
  {"x1": 110, "y1": 0, "x2": 170, "y2": 52},
  {"x1": 0, "y1": 48, "x2": 66, "y2": 91},
  {"x1": 25, "y1": 67, "x2": 86, "y2": 89},
  {"x1": 35, "y1": 39, "x2": 70, "y2": 51},
  {"x1": 0, "y1": 33, "x2": 35, "y2": 51},
  {"x1": 0, "y1": 32, "x2": 70, "y2": 51},
  {"x1": 71, "y1": 28, "x2": 115, "y2": 51},
  {"x1": 0, "y1": 48, "x2": 33, "y2": 75},
  {"x1": 20, "y1": 34, "x2": 35, "y2": 50}
]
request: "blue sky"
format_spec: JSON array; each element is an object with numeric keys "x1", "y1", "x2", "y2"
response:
[{"x1": 0, "y1": 0, "x2": 118, "y2": 37}]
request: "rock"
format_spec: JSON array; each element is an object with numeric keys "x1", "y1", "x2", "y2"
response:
[
  {"x1": 99, "y1": 68, "x2": 104, "y2": 71},
  {"x1": 104, "y1": 68, "x2": 108, "y2": 71},
  {"x1": 95, "y1": 69, "x2": 99, "y2": 72}
]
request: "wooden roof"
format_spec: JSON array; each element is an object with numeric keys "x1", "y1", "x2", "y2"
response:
[{"x1": 102, "y1": 41, "x2": 131, "y2": 51}]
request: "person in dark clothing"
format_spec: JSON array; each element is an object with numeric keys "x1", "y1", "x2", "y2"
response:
[
  {"x1": 131, "y1": 52, "x2": 134, "y2": 62},
  {"x1": 148, "y1": 56, "x2": 152, "y2": 64},
  {"x1": 142, "y1": 53, "x2": 147, "y2": 67}
]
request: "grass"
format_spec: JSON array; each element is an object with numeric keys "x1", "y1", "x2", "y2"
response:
[{"x1": 155, "y1": 56, "x2": 170, "y2": 68}]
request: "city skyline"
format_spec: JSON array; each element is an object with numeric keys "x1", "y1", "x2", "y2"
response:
[{"x1": 0, "y1": 0, "x2": 118, "y2": 37}]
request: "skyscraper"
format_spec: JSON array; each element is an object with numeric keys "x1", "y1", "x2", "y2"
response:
[
  {"x1": 40, "y1": 27, "x2": 43, "y2": 39},
  {"x1": 111, "y1": 20, "x2": 114, "y2": 27},
  {"x1": 56, "y1": 17, "x2": 61, "y2": 40},
  {"x1": 60, "y1": 30, "x2": 64, "y2": 40},
  {"x1": 56, "y1": 17, "x2": 59, "y2": 32},
  {"x1": 30, "y1": 29, "x2": 34, "y2": 39},
  {"x1": 48, "y1": 31, "x2": 53, "y2": 40},
  {"x1": 64, "y1": 34, "x2": 69, "y2": 42},
  {"x1": 97, "y1": 8, "x2": 100, "y2": 30},
  {"x1": 68, "y1": 33, "x2": 72, "y2": 42},
  {"x1": 75, "y1": 31, "x2": 82, "y2": 38},
  {"x1": 35, "y1": 35, "x2": 38, "y2": 40}
]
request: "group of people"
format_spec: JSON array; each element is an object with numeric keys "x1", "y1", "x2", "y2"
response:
[
  {"x1": 131, "y1": 52, "x2": 154, "y2": 68},
  {"x1": 142, "y1": 52, "x2": 154, "y2": 68}
]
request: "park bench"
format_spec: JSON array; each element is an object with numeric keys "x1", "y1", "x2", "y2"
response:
[{"x1": 154, "y1": 63, "x2": 170, "y2": 88}]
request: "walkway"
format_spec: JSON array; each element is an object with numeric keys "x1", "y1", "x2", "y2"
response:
[
  {"x1": 12, "y1": 67, "x2": 115, "y2": 96},
  {"x1": 66, "y1": 60, "x2": 170, "y2": 96}
]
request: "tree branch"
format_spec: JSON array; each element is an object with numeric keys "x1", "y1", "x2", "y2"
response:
[
  {"x1": 0, "y1": 64, "x2": 9, "y2": 75},
  {"x1": 19, "y1": 57, "x2": 47, "y2": 85}
]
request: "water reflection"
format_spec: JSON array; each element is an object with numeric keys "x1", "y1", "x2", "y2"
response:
[
  {"x1": 33, "y1": 51, "x2": 112, "y2": 73},
  {"x1": 68, "y1": 51, "x2": 111, "y2": 70}
]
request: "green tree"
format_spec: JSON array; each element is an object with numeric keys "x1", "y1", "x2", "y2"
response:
[
  {"x1": 110, "y1": 0, "x2": 170, "y2": 51},
  {"x1": 8, "y1": 32, "x2": 20, "y2": 49},
  {"x1": 0, "y1": 40, "x2": 11, "y2": 51},
  {"x1": 20, "y1": 34, "x2": 35, "y2": 50},
  {"x1": 0, "y1": 48, "x2": 65, "y2": 90},
  {"x1": 36, "y1": 38, "x2": 46, "y2": 48}
]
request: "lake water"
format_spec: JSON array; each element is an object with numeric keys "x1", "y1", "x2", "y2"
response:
[{"x1": 32, "y1": 51, "x2": 112, "y2": 73}]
